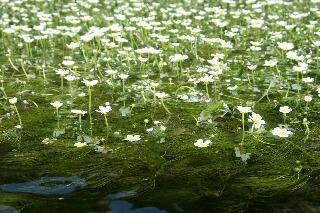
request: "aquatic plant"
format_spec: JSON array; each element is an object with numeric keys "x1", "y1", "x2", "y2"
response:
[
  {"x1": 50, "y1": 101, "x2": 63, "y2": 129},
  {"x1": 96, "y1": 105, "x2": 112, "y2": 129},
  {"x1": 272, "y1": 127, "x2": 293, "y2": 138},
  {"x1": 237, "y1": 106, "x2": 251, "y2": 145},
  {"x1": 1, "y1": 0, "x2": 320, "y2": 212},
  {"x1": 9, "y1": 97, "x2": 22, "y2": 129},
  {"x1": 194, "y1": 139, "x2": 212, "y2": 148},
  {"x1": 71, "y1": 110, "x2": 87, "y2": 131},
  {"x1": 82, "y1": 79, "x2": 98, "y2": 135},
  {"x1": 279, "y1": 106, "x2": 292, "y2": 124},
  {"x1": 155, "y1": 92, "x2": 171, "y2": 114}
]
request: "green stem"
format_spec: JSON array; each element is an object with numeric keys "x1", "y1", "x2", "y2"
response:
[
  {"x1": 88, "y1": 86, "x2": 92, "y2": 136},
  {"x1": 241, "y1": 112, "x2": 245, "y2": 145},
  {"x1": 19, "y1": 60, "x2": 29, "y2": 80},
  {"x1": 160, "y1": 99, "x2": 171, "y2": 114},
  {"x1": 122, "y1": 80, "x2": 125, "y2": 93},
  {"x1": 214, "y1": 77, "x2": 218, "y2": 102},
  {"x1": 13, "y1": 104, "x2": 22, "y2": 128},
  {"x1": 56, "y1": 109, "x2": 60, "y2": 129},
  {"x1": 141, "y1": 91, "x2": 147, "y2": 102},
  {"x1": 61, "y1": 75, "x2": 64, "y2": 92},
  {"x1": 296, "y1": 71, "x2": 300, "y2": 94},
  {"x1": 8, "y1": 57, "x2": 19, "y2": 72},
  {"x1": 104, "y1": 114, "x2": 109, "y2": 128},
  {"x1": 251, "y1": 69, "x2": 255, "y2": 87},
  {"x1": 153, "y1": 88, "x2": 156, "y2": 104},
  {"x1": 79, "y1": 114, "x2": 82, "y2": 131},
  {"x1": 205, "y1": 83, "x2": 210, "y2": 100}
]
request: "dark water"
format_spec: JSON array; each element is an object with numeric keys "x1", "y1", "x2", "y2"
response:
[
  {"x1": 0, "y1": 176, "x2": 180, "y2": 213},
  {"x1": 1, "y1": 175, "x2": 320, "y2": 213}
]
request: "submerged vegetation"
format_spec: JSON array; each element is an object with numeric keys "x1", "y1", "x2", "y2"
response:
[{"x1": 1, "y1": 0, "x2": 320, "y2": 212}]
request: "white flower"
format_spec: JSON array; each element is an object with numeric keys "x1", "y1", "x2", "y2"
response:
[
  {"x1": 264, "y1": 60, "x2": 278, "y2": 67},
  {"x1": 14, "y1": 125, "x2": 21, "y2": 129},
  {"x1": 150, "y1": 82, "x2": 160, "y2": 87},
  {"x1": 138, "y1": 57, "x2": 148, "y2": 62},
  {"x1": 277, "y1": 42, "x2": 294, "y2": 51},
  {"x1": 279, "y1": 106, "x2": 292, "y2": 114},
  {"x1": 237, "y1": 106, "x2": 251, "y2": 113},
  {"x1": 62, "y1": 60, "x2": 75, "y2": 66},
  {"x1": 286, "y1": 51, "x2": 298, "y2": 60},
  {"x1": 65, "y1": 75, "x2": 77, "y2": 81},
  {"x1": 207, "y1": 57, "x2": 220, "y2": 66},
  {"x1": 42, "y1": 138, "x2": 57, "y2": 144},
  {"x1": 247, "y1": 65, "x2": 257, "y2": 70},
  {"x1": 169, "y1": 54, "x2": 188, "y2": 62},
  {"x1": 155, "y1": 92, "x2": 169, "y2": 99},
  {"x1": 55, "y1": 69, "x2": 69, "y2": 76},
  {"x1": 146, "y1": 127, "x2": 153, "y2": 132},
  {"x1": 82, "y1": 79, "x2": 98, "y2": 87},
  {"x1": 105, "y1": 69, "x2": 118, "y2": 75},
  {"x1": 302, "y1": 77, "x2": 314, "y2": 83},
  {"x1": 160, "y1": 125, "x2": 166, "y2": 131},
  {"x1": 180, "y1": 95, "x2": 189, "y2": 100},
  {"x1": 272, "y1": 127, "x2": 293, "y2": 137},
  {"x1": 96, "y1": 105, "x2": 112, "y2": 114},
  {"x1": 50, "y1": 101, "x2": 63, "y2": 109},
  {"x1": 9, "y1": 97, "x2": 17, "y2": 104},
  {"x1": 304, "y1": 96, "x2": 312, "y2": 102},
  {"x1": 198, "y1": 110, "x2": 211, "y2": 122},
  {"x1": 74, "y1": 142, "x2": 87, "y2": 147},
  {"x1": 199, "y1": 74, "x2": 214, "y2": 84},
  {"x1": 153, "y1": 121, "x2": 161, "y2": 125},
  {"x1": 71, "y1": 110, "x2": 87, "y2": 115},
  {"x1": 118, "y1": 74, "x2": 129, "y2": 80},
  {"x1": 227, "y1": 85, "x2": 238, "y2": 91},
  {"x1": 124, "y1": 134, "x2": 141, "y2": 142},
  {"x1": 248, "y1": 112, "x2": 266, "y2": 129},
  {"x1": 24, "y1": 37, "x2": 34, "y2": 43},
  {"x1": 194, "y1": 139, "x2": 212, "y2": 147},
  {"x1": 78, "y1": 92, "x2": 86, "y2": 97},
  {"x1": 66, "y1": 42, "x2": 80, "y2": 50},
  {"x1": 293, "y1": 66, "x2": 307, "y2": 73},
  {"x1": 208, "y1": 69, "x2": 222, "y2": 76}
]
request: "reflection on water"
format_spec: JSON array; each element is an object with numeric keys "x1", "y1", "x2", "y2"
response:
[
  {"x1": 103, "y1": 200, "x2": 167, "y2": 213},
  {"x1": 0, "y1": 176, "x2": 182, "y2": 212},
  {"x1": 0, "y1": 205, "x2": 17, "y2": 213},
  {"x1": 0, "y1": 176, "x2": 86, "y2": 195},
  {"x1": 106, "y1": 191, "x2": 138, "y2": 199}
]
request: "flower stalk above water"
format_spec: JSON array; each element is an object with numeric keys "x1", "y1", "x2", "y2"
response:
[
  {"x1": 199, "y1": 74, "x2": 213, "y2": 100},
  {"x1": 237, "y1": 106, "x2": 251, "y2": 145},
  {"x1": 82, "y1": 79, "x2": 98, "y2": 135},
  {"x1": 156, "y1": 92, "x2": 171, "y2": 114},
  {"x1": 9, "y1": 97, "x2": 22, "y2": 129},
  {"x1": 71, "y1": 110, "x2": 87, "y2": 131},
  {"x1": 55, "y1": 69, "x2": 69, "y2": 92},
  {"x1": 96, "y1": 105, "x2": 112, "y2": 129},
  {"x1": 50, "y1": 101, "x2": 63, "y2": 129},
  {"x1": 279, "y1": 106, "x2": 292, "y2": 124},
  {"x1": 248, "y1": 112, "x2": 265, "y2": 132},
  {"x1": 118, "y1": 73, "x2": 129, "y2": 93}
]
